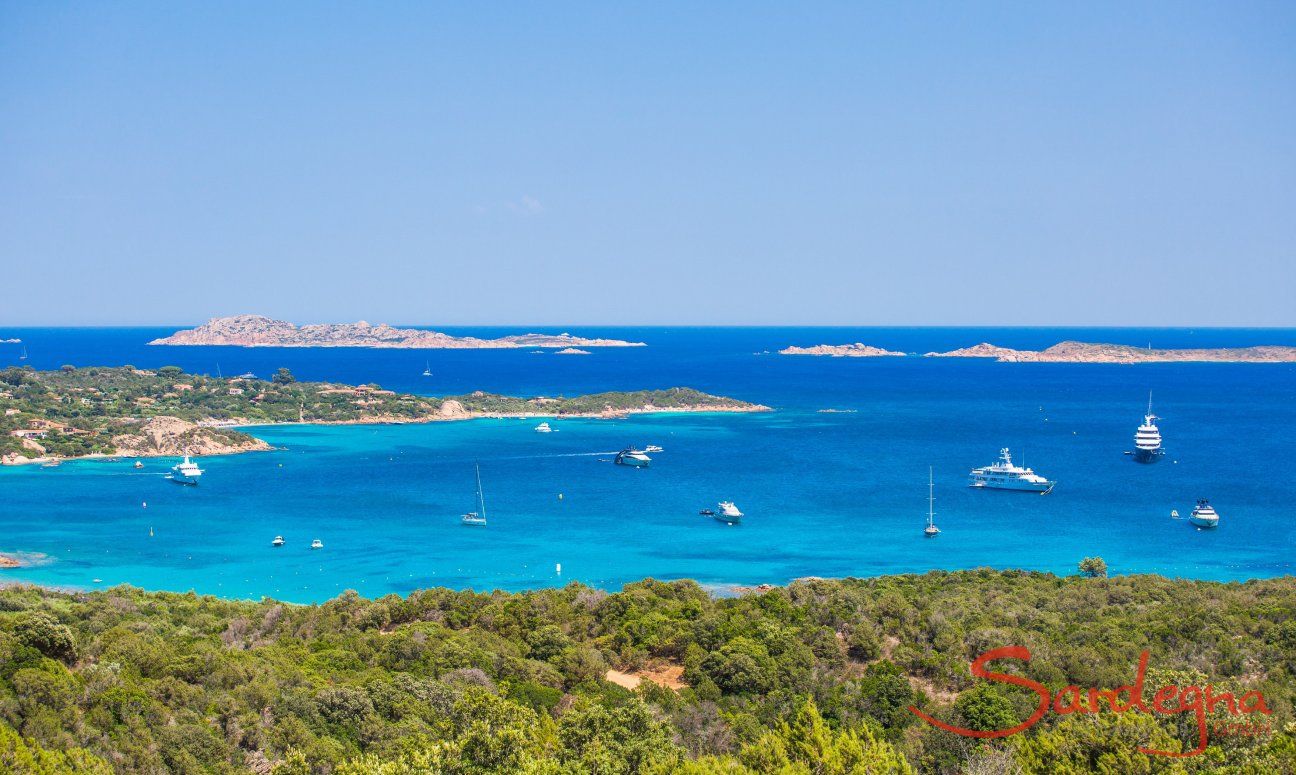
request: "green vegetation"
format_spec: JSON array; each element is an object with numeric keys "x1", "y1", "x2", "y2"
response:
[
  {"x1": 1077, "y1": 556, "x2": 1108, "y2": 578},
  {"x1": 0, "y1": 366, "x2": 762, "y2": 461},
  {"x1": 1, "y1": 571, "x2": 1292, "y2": 773}
]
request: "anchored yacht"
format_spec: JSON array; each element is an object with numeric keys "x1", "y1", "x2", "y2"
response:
[
  {"x1": 714, "y1": 501, "x2": 743, "y2": 524},
  {"x1": 924, "y1": 467, "x2": 940, "y2": 537},
  {"x1": 461, "y1": 463, "x2": 489, "y2": 526},
  {"x1": 968, "y1": 448, "x2": 1054, "y2": 493},
  {"x1": 1189, "y1": 499, "x2": 1219, "y2": 528},
  {"x1": 534, "y1": 422, "x2": 553, "y2": 433},
  {"x1": 1131, "y1": 392, "x2": 1164, "y2": 463},
  {"x1": 168, "y1": 456, "x2": 204, "y2": 485},
  {"x1": 614, "y1": 447, "x2": 651, "y2": 467}
]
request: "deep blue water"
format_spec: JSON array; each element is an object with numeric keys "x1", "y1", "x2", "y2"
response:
[{"x1": 1, "y1": 327, "x2": 1294, "y2": 602}]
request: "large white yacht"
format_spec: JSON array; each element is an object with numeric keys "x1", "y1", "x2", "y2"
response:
[
  {"x1": 968, "y1": 448, "x2": 1054, "y2": 493},
  {"x1": 1131, "y1": 392, "x2": 1164, "y2": 464},
  {"x1": 714, "y1": 501, "x2": 743, "y2": 524},
  {"x1": 614, "y1": 447, "x2": 651, "y2": 467},
  {"x1": 1189, "y1": 499, "x2": 1219, "y2": 528},
  {"x1": 168, "y1": 456, "x2": 204, "y2": 485}
]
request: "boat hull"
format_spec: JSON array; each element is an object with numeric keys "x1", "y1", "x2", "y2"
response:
[
  {"x1": 1132, "y1": 447, "x2": 1164, "y2": 464},
  {"x1": 968, "y1": 477, "x2": 1053, "y2": 492},
  {"x1": 1189, "y1": 517, "x2": 1218, "y2": 528},
  {"x1": 712, "y1": 514, "x2": 741, "y2": 525},
  {"x1": 615, "y1": 455, "x2": 650, "y2": 467},
  {"x1": 168, "y1": 475, "x2": 200, "y2": 486}
]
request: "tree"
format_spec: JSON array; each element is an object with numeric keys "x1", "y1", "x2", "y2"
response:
[
  {"x1": 1078, "y1": 556, "x2": 1108, "y2": 578},
  {"x1": 272, "y1": 367, "x2": 296, "y2": 385},
  {"x1": 157, "y1": 366, "x2": 184, "y2": 378},
  {"x1": 13, "y1": 613, "x2": 77, "y2": 664}
]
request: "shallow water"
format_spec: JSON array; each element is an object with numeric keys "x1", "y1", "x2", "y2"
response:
[{"x1": 1, "y1": 327, "x2": 1293, "y2": 601}]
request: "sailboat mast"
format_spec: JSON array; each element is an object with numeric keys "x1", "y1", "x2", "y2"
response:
[
  {"x1": 475, "y1": 463, "x2": 486, "y2": 520},
  {"x1": 1147, "y1": 390, "x2": 1153, "y2": 416},
  {"x1": 928, "y1": 466, "x2": 935, "y2": 527}
]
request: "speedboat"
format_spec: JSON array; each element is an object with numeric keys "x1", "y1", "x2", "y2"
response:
[
  {"x1": 968, "y1": 448, "x2": 1054, "y2": 493},
  {"x1": 133, "y1": 460, "x2": 144, "y2": 469},
  {"x1": 1189, "y1": 499, "x2": 1219, "y2": 528},
  {"x1": 645, "y1": 445, "x2": 664, "y2": 453},
  {"x1": 272, "y1": 536, "x2": 285, "y2": 547},
  {"x1": 614, "y1": 447, "x2": 651, "y2": 467},
  {"x1": 168, "y1": 456, "x2": 204, "y2": 485},
  {"x1": 310, "y1": 539, "x2": 324, "y2": 549},
  {"x1": 534, "y1": 422, "x2": 553, "y2": 433},
  {"x1": 714, "y1": 501, "x2": 743, "y2": 524}
]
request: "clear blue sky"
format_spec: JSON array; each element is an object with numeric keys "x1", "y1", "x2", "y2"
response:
[{"x1": 2, "y1": 2, "x2": 1293, "y2": 326}]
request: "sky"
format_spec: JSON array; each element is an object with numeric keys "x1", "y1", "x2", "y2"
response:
[{"x1": 1, "y1": 2, "x2": 1293, "y2": 326}]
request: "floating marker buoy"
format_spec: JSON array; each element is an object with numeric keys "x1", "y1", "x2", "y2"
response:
[{"x1": 558, "y1": 493, "x2": 563, "y2": 500}]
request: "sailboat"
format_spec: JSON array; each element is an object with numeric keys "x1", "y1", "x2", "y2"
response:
[
  {"x1": 19, "y1": 346, "x2": 27, "y2": 360},
  {"x1": 422, "y1": 361, "x2": 432, "y2": 377},
  {"x1": 924, "y1": 467, "x2": 940, "y2": 537},
  {"x1": 461, "y1": 463, "x2": 488, "y2": 526}
]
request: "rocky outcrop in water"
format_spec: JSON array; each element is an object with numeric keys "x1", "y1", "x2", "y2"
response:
[
  {"x1": 924, "y1": 341, "x2": 1296, "y2": 363},
  {"x1": 111, "y1": 416, "x2": 273, "y2": 457},
  {"x1": 150, "y1": 315, "x2": 646, "y2": 349},
  {"x1": 779, "y1": 344, "x2": 906, "y2": 357}
]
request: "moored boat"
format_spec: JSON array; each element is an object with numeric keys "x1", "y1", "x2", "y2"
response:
[
  {"x1": 614, "y1": 447, "x2": 651, "y2": 467},
  {"x1": 462, "y1": 463, "x2": 489, "y2": 526},
  {"x1": 1189, "y1": 499, "x2": 1219, "y2": 528},
  {"x1": 924, "y1": 467, "x2": 940, "y2": 537},
  {"x1": 1131, "y1": 391, "x2": 1165, "y2": 463},
  {"x1": 272, "y1": 535, "x2": 285, "y2": 547},
  {"x1": 968, "y1": 448, "x2": 1054, "y2": 493},
  {"x1": 714, "y1": 501, "x2": 743, "y2": 524},
  {"x1": 534, "y1": 422, "x2": 553, "y2": 433},
  {"x1": 168, "y1": 456, "x2": 204, "y2": 485}
]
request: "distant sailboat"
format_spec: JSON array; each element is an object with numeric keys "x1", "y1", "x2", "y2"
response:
[
  {"x1": 19, "y1": 346, "x2": 27, "y2": 360},
  {"x1": 422, "y1": 361, "x2": 432, "y2": 377},
  {"x1": 925, "y1": 467, "x2": 940, "y2": 537},
  {"x1": 462, "y1": 463, "x2": 488, "y2": 526}
]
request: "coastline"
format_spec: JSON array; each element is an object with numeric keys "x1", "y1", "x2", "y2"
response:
[{"x1": 1, "y1": 402, "x2": 772, "y2": 466}]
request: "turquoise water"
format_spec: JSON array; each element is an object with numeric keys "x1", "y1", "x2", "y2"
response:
[{"x1": 1, "y1": 327, "x2": 1294, "y2": 601}]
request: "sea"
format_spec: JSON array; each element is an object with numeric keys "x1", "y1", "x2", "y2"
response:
[{"x1": 1, "y1": 327, "x2": 1294, "y2": 603}]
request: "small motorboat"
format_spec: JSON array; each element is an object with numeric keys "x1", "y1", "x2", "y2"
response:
[
  {"x1": 713, "y1": 501, "x2": 743, "y2": 524},
  {"x1": 614, "y1": 447, "x2": 651, "y2": 467},
  {"x1": 310, "y1": 539, "x2": 324, "y2": 550},
  {"x1": 272, "y1": 536, "x2": 285, "y2": 547},
  {"x1": 645, "y1": 445, "x2": 664, "y2": 453},
  {"x1": 534, "y1": 422, "x2": 553, "y2": 433},
  {"x1": 133, "y1": 461, "x2": 144, "y2": 469},
  {"x1": 1189, "y1": 499, "x2": 1219, "y2": 528}
]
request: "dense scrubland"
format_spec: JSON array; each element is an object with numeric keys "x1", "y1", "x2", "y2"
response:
[{"x1": 1, "y1": 571, "x2": 1293, "y2": 774}]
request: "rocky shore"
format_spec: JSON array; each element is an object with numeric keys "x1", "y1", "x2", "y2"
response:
[{"x1": 150, "y1": 315, "x2": 646, "y2": 349}]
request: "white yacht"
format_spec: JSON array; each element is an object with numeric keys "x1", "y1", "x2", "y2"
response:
[
  {"x1": 272, "y1": 536, "x2": 285, "y2": 547},
  {"x1": 168, "y1": 456, "x2": 204, "y2": 485},
  {"x1": 534, "y1": 422, "x2": 553, "y2": 433},
  {"x1": 1189, "y1": 499, "x2": 1219, "y2": 528},
  {"x1": 924, "y1": 467, "x2": 940, "y2": 537},
  {"x1": 1131, "y1": 392, "x2": 1164, "y2": 463},
  {"x1": 462, "y1": 463, "x2": 489, "y2": 526},
  {"x1": 714, "y1": 501, "x2": 743, "y2": 524},
  {"x1": 968, "y1": 448, "x2": 1054, "y2": 493},
  {"x1": 614, "y1": 447, "x2": 651, "y2": 467},
  {"x1": 310, "y1": 539, "x2": 324, "y2": 550}
]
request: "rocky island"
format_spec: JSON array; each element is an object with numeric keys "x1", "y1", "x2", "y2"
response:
[
  {"x1": 779, "y1": 343, "x2": 906, "y2": 357},
  {"x1": 778, "y1": 340, "x2": 1296, "y2": 363},
  {"x1": 0, "y1": 365, "x2": 768, "y2": 465},
  {"x1": 150, "y1": 315, "x2": 645, "y2": 349},
  {"x1": 924, "y1": 341, "x2": 1296, "y2": 363}
]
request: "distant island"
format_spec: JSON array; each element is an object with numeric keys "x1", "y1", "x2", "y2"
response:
[
  {"x1": 780, "y1": 340, "x2": 1296, "y2": 363},
  {"x1": 0, "y1": 365, "x2": 768, "y2": 465},
  {"x1": 150, "y1": 314, "x2": 646, "y2": 349},
  {"x1": 555, "y1": 347, "x2": 592, "y2": 355},
  {"x1": 924, "y1": 341, "x2": 1296, "y2": 363},
  {"x1": 779, "y1": 343, "x2": 905, "y2": 357}
]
